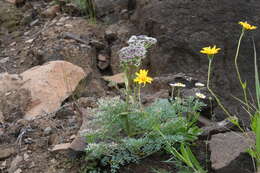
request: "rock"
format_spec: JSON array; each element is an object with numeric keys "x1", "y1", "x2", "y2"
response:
[
  {"x1": 209, "y1": 132, "x2": 255, "y2": 172},
  {"x1": 103, "y1": 73, "x2": 125, "y2": 85},
  {"x1": 0, "y1": 161, "x2": 7, "y2": 170},
  {"x1": 21, "y1": 61, "x2": 86, "y2": 119},
  {"x1": 14, "y1": 168, "x2": 22, "y2": 173},
  {"x1": 5, "y1": 0, "x2": 24, "y2": 6},
  {"x1": 70, "y1": 136, "x2": 86, "y2": 152},
  {"x1": 52, "y1": 143, "x2": 71, "y2": 152},
  {"x1": 44, "y1": 127, "x2": 52, "y2": 135},
  {"x1": 23, "y1": 153, "x2": 29, "y2": 161},
  {"x1": 105, "y1": 28, "x2": 118, "y2": 43},
  {"x1": 41, "y1": 5, "x2": 60, "y2": 18},
  {"x1": 200, "y1": 118, "x2": 236, "y2": 139},
  {"x1": 8, "y1": 155, "x2": 23, "y2": 173},
  {"x1": 98, "y1": 54, "x2": 107, "y2": 62},
  {"x1": 0, "y1": 57, "x2": 10, "y2": 64},
  {"x1": 0, "y1": 147, "x2": 15, "y2": 160},
  {"x1": 97, "y1": 54, "x2": 110, "y2": 70}
]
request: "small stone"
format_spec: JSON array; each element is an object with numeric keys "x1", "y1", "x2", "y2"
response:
[
  {"x1": 105, "y1": 29, "x2": 117, "y2": 42},
  {"x1": 64, "y1": 24, "x2": 73, "y2": 28},
  {"x1": 0, "y1": 147, "x2": 15, "y2": 160},
  {"x1": 70, "y1": 137, "x2": 86, "y2": 152},
  {"x1": 25, "y1": 39, "x2": 34, "y2": 44},
  {"x1": 14, "y1": 168, "x2": 22, "y2": 173},
  {"x1": 24, "y1": 138, "x2": 33, "y2": 144},
  {"x1": 10, "y1": 42, "x2": 16, "y2": 46},
  {"x1": 52, "y1": 143, "x2": 71, "y2": 152},
  {"x1": 98, "y1": 61, "x2": 110, "y2": 70},
  {"x1": 44, "y1": 127, "x2": 52, "y2": 135},
  {"x1": 59, "y1": 17, "x2": 69, "y2": 23},
  {"x1": 103, "y1": 73, "x2": 125, "y2": 85},
  {"x1": 70, "y1": 135, "x2": 76, "y2": 140},
  {"x1": 23, "y1": 153, "x2": 29, "y2": 161},
  {"x1": 98, "y1": 54, "x2": 107, "y2": 62},
  {"x1": 0, "y1": 57, "x2": 10, "y2": 64},
  {"x1": 41, "y1": 5, "x2": 60, "y2": 18},
  {"x1": 1, "y1": 160, "x2": 7, "y2": 167},
  {"x1": 56, "y1": 22, "x2": 63, "y2": 26},
  {"x1": 24, "y1": 31, "x2": 30, "y2": 36}
]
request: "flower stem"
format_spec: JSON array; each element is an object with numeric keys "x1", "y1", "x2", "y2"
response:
[
  {"x1": 121, "y1": 114, "x2": 131, "y2": 136},
  {"x1": 207, "y1": 59, "x2": 232, "y2": 117},
  {"x1": 138, "y1": 84, "x2": 141, "y2": 107},
  {"x1": 234, "y1": 29, "x2": 250, "y2": 112}
]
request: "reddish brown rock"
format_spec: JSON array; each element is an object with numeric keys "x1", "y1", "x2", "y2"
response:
[
  {"x1": 21, "y1": 61, "x2": 87, "y2": 119},
  {"x1": 41, "y1": 5, "x2": 60, "y2": 18}
]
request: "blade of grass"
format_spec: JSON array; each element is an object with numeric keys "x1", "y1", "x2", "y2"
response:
[
  {"x1": 253, "y1": 37, "x2": 260, "y2": 169},
  {"x1": 253, "y1": 38, "x2": 260, "y2": 111}
]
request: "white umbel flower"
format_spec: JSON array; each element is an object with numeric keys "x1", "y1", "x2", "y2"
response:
[
  {"x1": 195, "y1": 92, "x2": 206, "y2": 99},
  {"x1": 195, "y1": 82, "x2": 205, "y2": 87},
  {"x1": 170, "y1": 82, "x2": 186, "y2": 87}
]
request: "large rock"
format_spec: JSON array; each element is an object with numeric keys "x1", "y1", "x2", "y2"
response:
[
  {"x1": 21, "y1": 61, "x2": 87, "y2": 119},
  {"x1": 209, "y1": 132, "x2": 255, "y2": 173},
  {"x1": 130, "y1": 0, "x2": 260, "y2": 123}
]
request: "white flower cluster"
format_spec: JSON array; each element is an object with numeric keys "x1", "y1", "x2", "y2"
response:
[
  {"x1": 127, "y1": 35, "x2": 157, "y2": 47},
  {"x1": 170, "y1": 82, "x2": 186, "y2": 87},
  {"x1": 118, "y1": 45, "x2": 147, "y2": 60},
  {"x1": 118, "y1": 35, "x2": 157, "y2": 63}
]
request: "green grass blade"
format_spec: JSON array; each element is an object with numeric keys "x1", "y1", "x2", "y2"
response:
[{"x1": 253, "y1": 38, "x2": 260, "y2": 111}]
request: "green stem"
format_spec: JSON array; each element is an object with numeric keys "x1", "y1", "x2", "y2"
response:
[
  {"x1": 171, "y1": 87, "x2": 174, "y2": 100},
  {"x1": 124, "y1": 67, "x2": 130, "y2": 105},
  {"x1": 234, "y1": 29, "x2": 250, "y2": 112},
  {"x1": 256, "y1": 113, "x2": 260, "y2": 170},
  {"x1": 138, "y1": 84, "x2": 142, "y2": 107},
  {"x1": 207, "y1": 59, "x2": 232, "y2": 117},
  {"x1": 123, "y1": 114, "x2": 131, "y2": 136}
]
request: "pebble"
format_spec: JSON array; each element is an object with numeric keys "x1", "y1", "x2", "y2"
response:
[
  {"x1": 23, "y1": 153, "x2": 30, "y2": 161},
  {"x1": 44, "y1": 127, "x2": 52, "y2": 135},
  {"x1": 14, "y1": 168, "x2": 22, "y2": 173},
  {"x1": 0, "y1": 147, "x2": 15, "y2": 160},
  {"x1": 0, "y1": 57, "x2": 10, "y2": 64}
]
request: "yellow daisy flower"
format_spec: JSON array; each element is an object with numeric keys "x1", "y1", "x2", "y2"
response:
[
  {"x1": 134, "y1": 69, "x2": 153, "y2": 85},
  {"x1": 239, "y1": 21, "x2": 257, "y2": 30},
  {"x1": 200, "y1": 45, "x2": 221, "y2": 55}
]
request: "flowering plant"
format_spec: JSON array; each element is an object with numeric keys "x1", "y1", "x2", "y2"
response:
[{"x1": 202, "y1": 21, "x2": 260, "y2": 172}]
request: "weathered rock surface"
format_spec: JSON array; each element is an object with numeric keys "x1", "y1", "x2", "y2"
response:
[
  {"x1": 21, "y1": 60, "x2": 87, "y2": 119},
  {"x1": 209, "y1": 131, "x2": 255, "y2": 173}
]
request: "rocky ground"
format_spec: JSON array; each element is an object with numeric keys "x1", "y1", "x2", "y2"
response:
[{"x1": 0, "y1": 0, "x2": 259, "y2": 173}]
